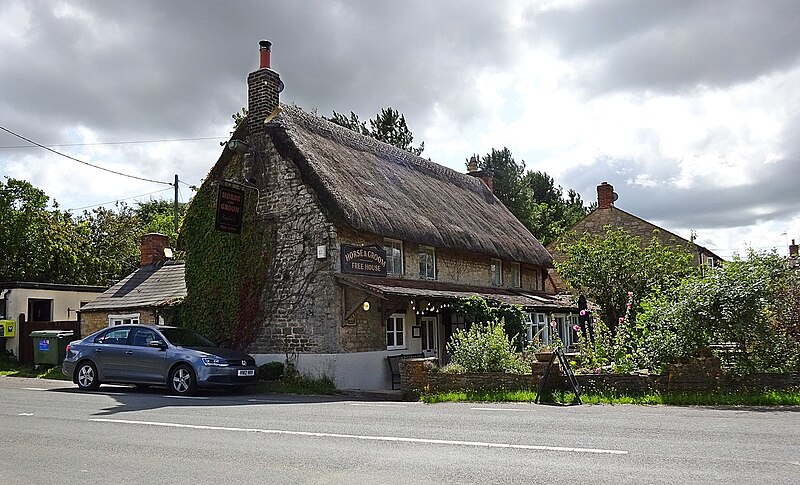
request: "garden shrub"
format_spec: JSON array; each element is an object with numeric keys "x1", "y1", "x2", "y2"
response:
[
  {"x1": 447, "y1": 321, "x2": 529, "y2": 374},
  {"x1": 258, "y1": 361, "x2": 285, "y2": 381}
]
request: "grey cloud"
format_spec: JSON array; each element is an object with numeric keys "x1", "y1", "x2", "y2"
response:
[{"x1": 527, "y1": 0, "x2": 800, "y2": 94}]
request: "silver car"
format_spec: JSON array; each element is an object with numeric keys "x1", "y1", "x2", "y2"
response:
[{"x1": 62, "y1": 324, "x2": 258, "y2": 395}]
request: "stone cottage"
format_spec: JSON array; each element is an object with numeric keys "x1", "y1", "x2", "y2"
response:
[
  {"x1": 80, "y1": 233, "x2": 186, "y2": 336},
  {"x1": 548, "y1": 181, "x2": 724, "y2": 279},
  {"x1": 179, "y1": 41, "x2": 577, "y2": 389}
]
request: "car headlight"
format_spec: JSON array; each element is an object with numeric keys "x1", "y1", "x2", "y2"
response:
[{"x1": 202, "y1": 357, "x2": 229, "y2": 367}]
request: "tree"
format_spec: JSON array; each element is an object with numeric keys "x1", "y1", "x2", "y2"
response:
[
  {"x1": 468, "y1": 148, "x2": 533, "y2": 229},
  {"x1": 327, "y1": 107, "x2": 424, "y2": 155},
  {"x1": 524, "y1": 171, "x2": 590, "y2": 245},
  {"x1": 632, "y1": 250, "x2": 800, "y2": 374},
  {"x1": 554, "y1": 225, "x2": 695, "y2": 333},
  {"x1": 0, "y1": 178, "x2": 105, "y2": 284}
]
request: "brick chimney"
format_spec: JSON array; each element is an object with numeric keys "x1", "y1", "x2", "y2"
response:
[
  {"x1": 597, "y1": 181, "x2": 616, "y2": 209},
  {"x1": 466, "y1": 156, "x2": 494, "y2": 192},
  {"x1": 247, "y1": 40, "x2": 283, "y2": 138},
  {"x1": 140, "y1": 233, "x2": 170, "y2": 267},
  {"x1": 790, "y1": 239, "x2": 798, "y2": 258}
]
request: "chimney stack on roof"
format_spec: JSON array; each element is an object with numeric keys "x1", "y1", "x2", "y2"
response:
[
  {"x1": 790, "y1": 239, "x2": 798, "y2": 258},
  {"x1": 140, "y1": 233, "x2": 170, "y2": 267},
  {"x1": 466, "y1": 155, "x2": 494, "y2": 193},
  {"x1": 248, "y1": 39, "x2": 282, "y2": 138},
  {"x1": 597, "y1": 181, "x2": 616, "y2": 209}
]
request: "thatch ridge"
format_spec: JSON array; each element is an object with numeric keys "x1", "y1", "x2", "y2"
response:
[{"x1": 266, "y1": 104, "x2": 553, "y2": 268}]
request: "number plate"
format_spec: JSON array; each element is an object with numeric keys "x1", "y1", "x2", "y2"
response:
[{"x1": 238, "y1": 369, "x2": 255, "y2": 377}]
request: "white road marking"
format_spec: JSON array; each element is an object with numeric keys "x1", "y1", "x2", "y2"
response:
[
  {"x1": 18, "y1": 413, "x2": 33, "y2": 416},
  {"x1": 471, "y1": 407, "x2": 530, "y2": 412},
  {"x1": 23, "y1": 387, "x2": 46, "y2": 391},
  {"x1": 90, "y1": 418, "x2": 628, "y2": 455},
  {"x1": 163, "y1": 395, "x2": 209, "y2": 400},
  {"x1": 348, "y1": 403, "x2": 407, "y2": 408}
]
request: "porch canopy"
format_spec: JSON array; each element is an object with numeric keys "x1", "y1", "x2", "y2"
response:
[{"x1": 335, "y1": 274, "x2": 577, "y2": 319}]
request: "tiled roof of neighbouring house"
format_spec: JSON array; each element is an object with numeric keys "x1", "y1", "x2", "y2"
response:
[{"x1": 80, "y1": 261, "x2": 186, "y2": 311}]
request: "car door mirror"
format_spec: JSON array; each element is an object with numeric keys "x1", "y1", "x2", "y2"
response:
[{"x1": 149, "y1": 340, "x2": 167, "y2": 350}]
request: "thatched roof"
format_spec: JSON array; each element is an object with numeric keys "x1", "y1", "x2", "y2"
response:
[{"x1": 266, "y1": 104, "x2": 553, "y2": 268}]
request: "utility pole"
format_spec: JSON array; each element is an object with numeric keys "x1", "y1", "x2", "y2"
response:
[{"x1": 174, "y1": 174, "x2": 179, "y2": 234}]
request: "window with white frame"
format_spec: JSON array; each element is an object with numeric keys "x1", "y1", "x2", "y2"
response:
[
  {"x1": 108, "y1": 313, "x2": 140, "y2": 327},
  {"x1": 386, "y1": 314, "x2": 405, "y2": 350},
  {"x1": 384, "y1": 239, "x2": 403, "y2": 276},
  {"x1": 419, "y1": 246, "x2": 436, "y2": 279},
  {"x1": 527, "y1": 313, "x2": 549, "y2": 345},
  {"x1": 491, "y1": 259, "x2": 503, "y2": 286},
  {"x1": 511, "y1": 262, "x2": 521, "y2": 288}
]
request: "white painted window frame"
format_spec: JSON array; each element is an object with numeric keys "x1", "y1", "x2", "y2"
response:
[
  {"x1": 386, "y1": 313, "x2": 406, "y2": 350},
  {"x1": 491, "y1": 259, "x2": 503, "y2": 286},
  {"x1": 419, "y1": 245, "x2": 436, "y2": 280},
  {"x1": 511, "y1": 262, "x2": 521, "y2": 288},
  {"x1": 108, "y1": 313, "x2": 140, "y2": 327},
  {"x1": 384, "y1": 238, "x2": 404, "y2": 276}
]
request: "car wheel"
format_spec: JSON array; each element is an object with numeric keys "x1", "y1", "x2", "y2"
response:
[
  {"x1": 76, "y1": 361, "x2": 100, "y2": 390},
  {"x1": 169, "y1": 364, "x2": 196, "y2": 395}
]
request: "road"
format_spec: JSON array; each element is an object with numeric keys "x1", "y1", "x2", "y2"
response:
[{"x1": 0, "y1": 376, "x2": 798, "y2": 484}]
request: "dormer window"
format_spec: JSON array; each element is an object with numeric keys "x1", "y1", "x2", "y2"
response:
[
  {"x1": 491, "y1": 259, "x2": 503, "y2": 286},
  {"x1": 419, "y1": 246, "x2": 436, "y2": 279}
]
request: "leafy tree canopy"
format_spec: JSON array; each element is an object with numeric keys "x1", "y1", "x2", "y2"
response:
[
  {"x1": 467, "y1": 148, "x2": 588, "y2": 245},
  {"x1": 327, "y1": 107, "x2": 425, "y2": 156},
  {"x1": 0, "y1": 177, "x2": 186, "y2": 285},
  {"x1": 554, "y1": 225, "x2": 696, "y2": 333}
]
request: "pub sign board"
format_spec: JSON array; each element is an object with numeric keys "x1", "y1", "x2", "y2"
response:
[
  {"x1": 341, "y1": 244, "x2": 387, "y2": 277},
  {"x1": 215, "y1": 185, "x2": 244, "y2": 234}
]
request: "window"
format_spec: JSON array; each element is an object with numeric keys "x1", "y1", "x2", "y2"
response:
[
  {"x1": 386, "y1": 314, "x2": 405, "y2": 350},
  {"x1": 95, "y1": 327, "x2": 132, "y2": 345},
  {"x1": 491, "y1": 259, "x2": 503, "y2": 286},
  {"x1": 130, "y1": 327, "x2": 163, "y2": 347},
  {"x1": 511, "y1": 263, "x2": 521, "y2": 288},
  {"x1": 419, "y1": 246, "x2": 436, "y2": 279},
  {"x1": 527, "y1": 313, "x2": 549, "y2": 344},
  {"x1": 108, "y1": 314, "x2": 140, "y2": 326},
  {"x1": 0, "y1": 298, "x2": 5, "y2": 319},
  {"x1": 384, "y1": 239, "x2": 403, "y2": 275},
  {"x1": 28, "y1": 299, "x2": 53, "y2": 322}
]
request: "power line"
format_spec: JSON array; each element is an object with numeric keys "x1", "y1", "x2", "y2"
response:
[
  {"x1": 0, "y1": 135, "x2": 226, "y2": 149},
  {"x1": 0, "y1": 126, "x2": 173, "y2": 186},
  {"x1": 67, "y1": 187, "x2": 175, "y2": 211}
]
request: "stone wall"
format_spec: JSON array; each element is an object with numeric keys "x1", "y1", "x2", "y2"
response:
[
  {"x1": 338, "y1": 228, "x2": 544, "y2": 291},
  {"x1": 80, "y1": 308, "x2": 158, "y2": 336},
  {"x1": 400, "y1": 356, "x2": 799, "y2": 398},
  {"x1": 245, "y1": 136, "x2": 341, "y2": 355}
]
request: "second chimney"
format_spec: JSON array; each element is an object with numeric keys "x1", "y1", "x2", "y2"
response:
[
  {"x1": 140, "y1": 233, "x2": 170, "y2": 267},
  {"x1": 466, "y1": 156, "x2": 494, "y2": 193},
  {"x1": 597, "y1": 182, "x2": 616, "y2": 209},
  {"x1": 790, "y1": 239, "x2": 798, "y2": 258},
  {"x1": 247, "y1": 40, "x2": 282, "y2": 138}
]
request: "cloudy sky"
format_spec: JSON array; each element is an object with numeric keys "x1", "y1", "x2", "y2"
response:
[{"x1": 2, "y1": 0, "x2": 799, "y2": 259}]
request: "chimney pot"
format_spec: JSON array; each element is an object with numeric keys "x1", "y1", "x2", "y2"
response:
[
  {"x1": 790, "y1": 239, "x2": 798, "y2": 258},
  {"x1": 259, "y1": 39, "x2": 272, "y2": 69}
]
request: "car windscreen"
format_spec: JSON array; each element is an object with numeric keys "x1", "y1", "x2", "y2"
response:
[{"x1": 159, "y1": 328, "x2": 216, "y2": 347}]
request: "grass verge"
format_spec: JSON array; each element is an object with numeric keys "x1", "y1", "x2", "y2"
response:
[
  {"x1": 250, "y1": 375, "x2": 338, "y2": 395},
  {"x1": 0, "y1": 356, "x2": 71, "y2": 380},
  {"x1": 421, "y1": 389, "x2": 800, "y2": 406}
]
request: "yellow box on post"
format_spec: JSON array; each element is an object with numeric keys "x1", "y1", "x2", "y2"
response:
[{"x1": 1, "y1": 319, "x2": 15, "y2": 338}]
